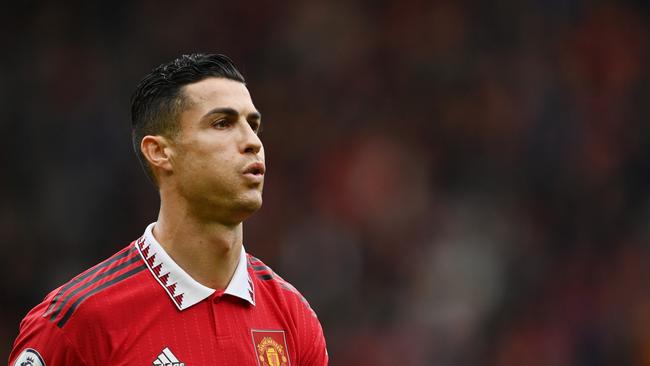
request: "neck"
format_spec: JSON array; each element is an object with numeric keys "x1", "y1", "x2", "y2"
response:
[{"x1": 152, "y1": 196, "x2": 243, "y2": 290}]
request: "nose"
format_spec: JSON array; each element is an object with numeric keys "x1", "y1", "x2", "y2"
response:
[{"x1": 239, "y1": 120, "x2": 263, "y2": 155}]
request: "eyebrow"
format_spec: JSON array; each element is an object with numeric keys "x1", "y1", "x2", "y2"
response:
[{"x1": 203, "y1": 107, "x2": 261, "y2": 121}]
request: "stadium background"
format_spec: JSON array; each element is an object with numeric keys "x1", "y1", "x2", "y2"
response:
[{"x1": 2, "y1": 0, "x2": 650, "y2": 364}]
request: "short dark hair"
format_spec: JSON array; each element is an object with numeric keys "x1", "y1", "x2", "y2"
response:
[{"x1": 130, "y1": 53, "x2": 245, "y2": 185}]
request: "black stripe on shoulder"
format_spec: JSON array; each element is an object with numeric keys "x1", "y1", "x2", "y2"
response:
[
  {"x1": 252, "y1": 264, "x2": 269, "y2": 272},
  {"x1": 249, "y1": 257, "x2": 318, "y2": 318},
  {"x1": 257, "y1": 273, "x2": 274, "y2": 281},
  {"x1": 47, "y1": 255, "x2": 142, "y2": 322},
  {"x1": 248, "y1": 255, "x2": 263, "y2": 266},
  {"x1": 44, "y1": 246, "x2": 138, "y2": 317},
  {"x1": 57, "y1": 264, "x2": 147, "y2": 328}
]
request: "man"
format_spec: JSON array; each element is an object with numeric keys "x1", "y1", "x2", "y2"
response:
[{"x1": 10, "y1": 53, "x2": 328, "y2": 365}]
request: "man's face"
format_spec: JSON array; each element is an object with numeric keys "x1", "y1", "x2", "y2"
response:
[{"x1": 168, "y1": 77, "x2": 265, "y2": 224}]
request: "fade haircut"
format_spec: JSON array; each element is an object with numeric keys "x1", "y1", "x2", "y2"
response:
[{"x1": 130, "y1": 53, "x2": 245, "y2": 185}]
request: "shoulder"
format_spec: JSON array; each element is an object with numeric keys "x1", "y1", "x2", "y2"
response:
[
  {"x1": 10, "y1": 243, "x2": 147, "y2": 365},
  {"x1": 34, "y1": 242, "x2": 147, "y2": 329},
  {"x1": 247, "y1": 254, "x2": 318, "y2": 318},
  {"x1": 10, "y1": 305, "x2": 84, "y2": 366}
]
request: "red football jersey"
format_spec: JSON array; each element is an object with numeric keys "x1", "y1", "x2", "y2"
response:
[{"x1": 9, "y1": 223, "x2": 328, "y2": 365}]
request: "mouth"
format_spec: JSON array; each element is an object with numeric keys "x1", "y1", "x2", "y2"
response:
[{"x1": 243, "y1": 162, "x2": 266, "y2": 177}]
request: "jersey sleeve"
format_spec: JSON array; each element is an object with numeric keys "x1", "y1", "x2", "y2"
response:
[
  {"x1": 299, "y1": 313, "x2": 328, "y2": 366},
  {"x1": 9, "y1": 300, "x2": 88, "y2": 366}
]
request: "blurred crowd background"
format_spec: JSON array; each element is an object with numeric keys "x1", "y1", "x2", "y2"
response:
[{"x1": 2, "y1": 0, "x2": 650, "y2": 364}]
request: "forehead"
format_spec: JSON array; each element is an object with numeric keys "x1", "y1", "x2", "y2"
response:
[{"x1": 182, "y1": 77, "x2": 255, "y2": 114}]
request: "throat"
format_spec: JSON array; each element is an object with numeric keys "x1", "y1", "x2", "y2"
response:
[{"x1": 152, "y1": 220, "x2": 244, "y2": 290}]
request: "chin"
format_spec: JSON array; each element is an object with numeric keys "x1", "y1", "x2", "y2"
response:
[
  {"x1": 236, "y1": 193, "x2": 263, "y2": 215},
  {"x1": 230, "y1": 201, "x2": 262, "y2": 224}
]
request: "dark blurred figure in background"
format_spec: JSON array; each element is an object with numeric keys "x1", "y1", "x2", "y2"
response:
[{"x1": 2, "y1": 1, "x2": 650, "y2": 365}]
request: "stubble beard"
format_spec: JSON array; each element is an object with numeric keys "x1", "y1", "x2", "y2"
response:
[{"x1": 194, "y1": 185, "x2": 263, "y2": 226}]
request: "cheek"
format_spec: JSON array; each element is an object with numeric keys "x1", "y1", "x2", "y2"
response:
[
  {"x1": 186, "y1": 147, "x2": 234, "y2": 180},
  {"x1": 174, "y1": 137, "x2": 240, "y2": 183},
  {"x1": 179, "y1": 139, "x2": 224, "y2": 166},
  {"x1": 174, "y1": 145, "x2": 210, "y2": 178}
]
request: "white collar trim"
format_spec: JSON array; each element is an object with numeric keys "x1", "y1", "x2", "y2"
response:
[{"x1": 136, "y1": 222, "x2": 255, "y2": 310}]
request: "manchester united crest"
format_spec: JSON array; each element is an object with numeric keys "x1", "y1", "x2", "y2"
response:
[{"x1": 251, "y1": 330, "x2": 291, "y2": 366}]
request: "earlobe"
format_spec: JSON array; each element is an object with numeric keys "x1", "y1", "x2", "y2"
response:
[{"x1": 141, "y1": 135, "x2": 174, "y2": 173}]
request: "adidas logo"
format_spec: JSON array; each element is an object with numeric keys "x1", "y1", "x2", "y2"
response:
[{"x1": 152, "y1": 347, "x2": 185, "y2": 366}]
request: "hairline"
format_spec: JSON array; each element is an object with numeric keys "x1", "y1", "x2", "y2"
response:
[
  {"x1": 169, "y1": 76, "x2": 248, "y2": 133},
  {"x1": 142, "y1": 76, "x2": 247, "y2": 185}
]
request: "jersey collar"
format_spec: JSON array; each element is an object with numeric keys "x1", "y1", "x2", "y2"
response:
[{"x1": 136, "y1": 222, "x2": 256, "y2": 310}]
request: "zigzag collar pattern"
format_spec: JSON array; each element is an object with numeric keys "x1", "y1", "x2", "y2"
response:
[{"x1": 136, "y1": 222, "x2": 255, "y2": 310}]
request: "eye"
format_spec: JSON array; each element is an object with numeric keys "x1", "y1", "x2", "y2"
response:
[
  {"x1": 249, "y1": 120, "x2": 262, "y2": 134},
  {"x1": 212, "y1": 118, "x2": 231, "y2": 129}
]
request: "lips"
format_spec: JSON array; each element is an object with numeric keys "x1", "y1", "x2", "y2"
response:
[{"x1": 243, "y1": 162, "x2": 266, "y2": 176}]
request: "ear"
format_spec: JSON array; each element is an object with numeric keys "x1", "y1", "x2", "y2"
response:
[{"x1": 141, "y1": 135, "x2": 175, "y2": 175}]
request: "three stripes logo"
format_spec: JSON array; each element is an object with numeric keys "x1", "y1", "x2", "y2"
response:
[
  {"x1": 152, "y1": 347, "x2": 185, "y2": 366},
  {"x1": 43, "y1": 244, "x2": 147, "y2": 328}
]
